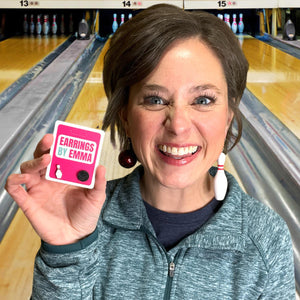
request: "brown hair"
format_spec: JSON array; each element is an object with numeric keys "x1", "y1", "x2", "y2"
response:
[{"x1": 102, "y1": 4, "x2": 249, "y2": 153}]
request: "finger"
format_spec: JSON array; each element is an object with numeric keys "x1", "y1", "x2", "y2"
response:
[
  {"x1": 20, "y1": 154, "x2": 51, "y2": 175},
  {"x1": 85, "y1": 165, "x2": 107, "y2": 204},
  {"x1": 34, "y1": 134, "x2": 53, "y2": 159},
  {"x1": 5, "y1": 173, "x2": 30, "y2": 208}
]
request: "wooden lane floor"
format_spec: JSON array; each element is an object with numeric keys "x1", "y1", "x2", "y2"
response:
[
  {"x1": 0, "y1": 35, "x2": 68, "y2": 94},
  {"x1": 0, "y1": 209, "x2": 40, "y2": 300},
  {"x1": 240, "y1": 36, "x2": 300, "y2": 139}
]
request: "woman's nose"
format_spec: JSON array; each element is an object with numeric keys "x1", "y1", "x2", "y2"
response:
[{"x1": 164, "y1": 105, "x2": 191, "y2": 136}]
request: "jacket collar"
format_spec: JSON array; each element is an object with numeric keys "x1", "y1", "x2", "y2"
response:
[
  {"x1": 102, "y1": 166, "x2": 146, "y2": 230},
  {"x1": 102, "y1": 165, "x2": 247, "y2": 253}
]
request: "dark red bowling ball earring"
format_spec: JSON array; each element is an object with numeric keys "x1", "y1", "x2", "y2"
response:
[{"x1": 118, "y1": 139, "x2": 137, "y2": 168}]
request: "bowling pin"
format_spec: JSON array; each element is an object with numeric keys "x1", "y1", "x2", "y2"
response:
[
  {"x1": 112, "y1": 13, "x2": 118, "y2": 33},
  {"x1": 225, "y1": 14, "x2": 231, "y2": 28},
  {"x1": 231, "y1": 14, "x2": 237, "y2": 33},
  {"x1": 43, "y1": 15, "x2": 49, "y2": 35},
  {"x1": 23, "y1": 14, "x2": 28, "y2": 34},
  {"x1": 238, "y1": 13, "x2": 244, "y2": 34},
  {"x1": 128, "y1": 13, "x2": 133, "y2": 20},
  {"x1": 120, "y1": 14, "x2": 125, "y2": 26},
  {"x1": 47, "y1": 15, "x2": 50, "y2": 33},
  {"x1": 55, "y1": 165, "x2": 62, "y2": 179},
  {"x1": 30, "y1": 14, "x2": 35, "y2": 35},
  {"x1": 36, "y1": 15, "x2": 42, "y2": 35},
  {"x1": 52, "y1": 14, "x2": 57, "y2": 35},
  {"x1": 214, "y1": 153, "x2": 228, "y2": 201},
  {"x1": 217, "y1": 14, "x2": 223, "y2": 21}
]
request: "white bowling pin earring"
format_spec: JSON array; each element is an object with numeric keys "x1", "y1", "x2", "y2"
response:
[{"x1": 214, "y1": 153, "x2": 228, "y2": 201}]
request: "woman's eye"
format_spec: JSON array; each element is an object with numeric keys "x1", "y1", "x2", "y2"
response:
[
  {"x1": 142, "y1": 96, "x2": 167, "y2": 110},
  {"x1": 194, "y1": 96, "x2": 214, "y2": 105},
  {"x1": 145, "y1": 96, "x2": 164, "y2": 105}
]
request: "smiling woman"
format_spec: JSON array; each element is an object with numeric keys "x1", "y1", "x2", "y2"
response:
[
  {"x1": 5, "y1": 4, "x2": 295, "y2": 300},
  {"x1": 121, "y1": 38, "x2": 232, "y2": 206}
]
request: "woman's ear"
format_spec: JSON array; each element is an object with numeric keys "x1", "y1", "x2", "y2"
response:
[
  {"x1": 119, "y1": 107, "x2": 130, "y2": 137},
  {"x1": 225, "y1": 108, "x2": 234, "y2": 133}
]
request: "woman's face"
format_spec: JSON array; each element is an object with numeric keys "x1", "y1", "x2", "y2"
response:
[{"x1": 123, "y1": 38, "x2": 233, "y2": 189}]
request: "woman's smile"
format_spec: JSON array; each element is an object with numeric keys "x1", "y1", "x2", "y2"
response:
[{"x1": 157, "y1": 144, "x2": 201, "y2": 165}]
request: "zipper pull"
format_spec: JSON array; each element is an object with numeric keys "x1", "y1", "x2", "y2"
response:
[{"x1": 169, "y1": 262, "x2": 175, "y2": 277}]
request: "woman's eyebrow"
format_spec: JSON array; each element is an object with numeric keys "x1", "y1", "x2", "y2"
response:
[
  {"x1": 142, "y1": 84, "x2": 169, "y2": 93},
  {"x1": 189, "y1": 84, "x2": 222, "y2": 94},
  {"x1": 142, "y1": 83, "x2": 222, "y2": 94}
]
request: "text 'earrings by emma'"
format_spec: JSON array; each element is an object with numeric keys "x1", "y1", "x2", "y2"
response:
[{"x1": 214, "y1": 153, "x2": 228, "y2": 201}]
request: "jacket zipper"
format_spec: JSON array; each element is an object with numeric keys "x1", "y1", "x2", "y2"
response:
[
  {"x1": 140, "y1": 226, "x2": 181, "y2": 300},
  {"x1": 164, "y1": 252, "x2": 181, "y2": 300},
  {"x1": 169, "y1": 262, "x2": 175, "y2": 277}
]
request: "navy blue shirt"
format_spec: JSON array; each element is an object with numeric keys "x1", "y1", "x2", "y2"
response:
[{"x1": 144, "y1": 199, "x2": 222, "y2": 251}]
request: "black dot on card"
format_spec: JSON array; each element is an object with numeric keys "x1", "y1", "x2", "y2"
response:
[{"x1": 77, "y1": 170, "x2": 89, "y2": 182}]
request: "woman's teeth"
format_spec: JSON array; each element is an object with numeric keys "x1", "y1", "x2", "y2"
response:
[{"x1": 158, "y1": 145, "x2": 199, "y2": 156}]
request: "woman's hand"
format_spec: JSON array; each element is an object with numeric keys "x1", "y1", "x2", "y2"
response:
[{"x1": 5, "y1": 134, "x2": 107, "y2": 246}]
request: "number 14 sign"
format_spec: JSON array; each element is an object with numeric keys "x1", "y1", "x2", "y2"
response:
[{"x1": 122, "y1": 1, "x2": 143, "y2": 7}]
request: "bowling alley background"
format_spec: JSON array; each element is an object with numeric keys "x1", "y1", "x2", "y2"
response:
[
  {"x1": 0, "y1": 7, "x2": 299, "y2": 39},
  {"x1": 0, "y1": 1, "x2": 300, "y2": 299}
]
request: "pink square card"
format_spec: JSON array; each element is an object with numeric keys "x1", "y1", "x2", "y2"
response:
[{"x1": 46, "y1": 121, "x2": 105, "y2": 189}]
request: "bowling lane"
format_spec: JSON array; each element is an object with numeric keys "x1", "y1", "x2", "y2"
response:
[
  {"x1": 66, "y1": 39, "x2": 109, "y2": 130},
  {"x1": 0, "y1": 36, "x2": 94, "y2": 300},
  {"x1": 241, "y1": 36, "x2": 300, "y2": 139},
  {"x1": 0, "y1": 36, "x2": 68, "y2": 94}
]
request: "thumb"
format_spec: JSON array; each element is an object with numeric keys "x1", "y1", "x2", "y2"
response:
[{"x1": 86, "y1": 165, "x2": 107, "y2": 203}]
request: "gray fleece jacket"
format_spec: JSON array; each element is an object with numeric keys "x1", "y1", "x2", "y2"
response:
[{"x1": 32, "y1": 166, "x2": 295, "y2": 299}]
